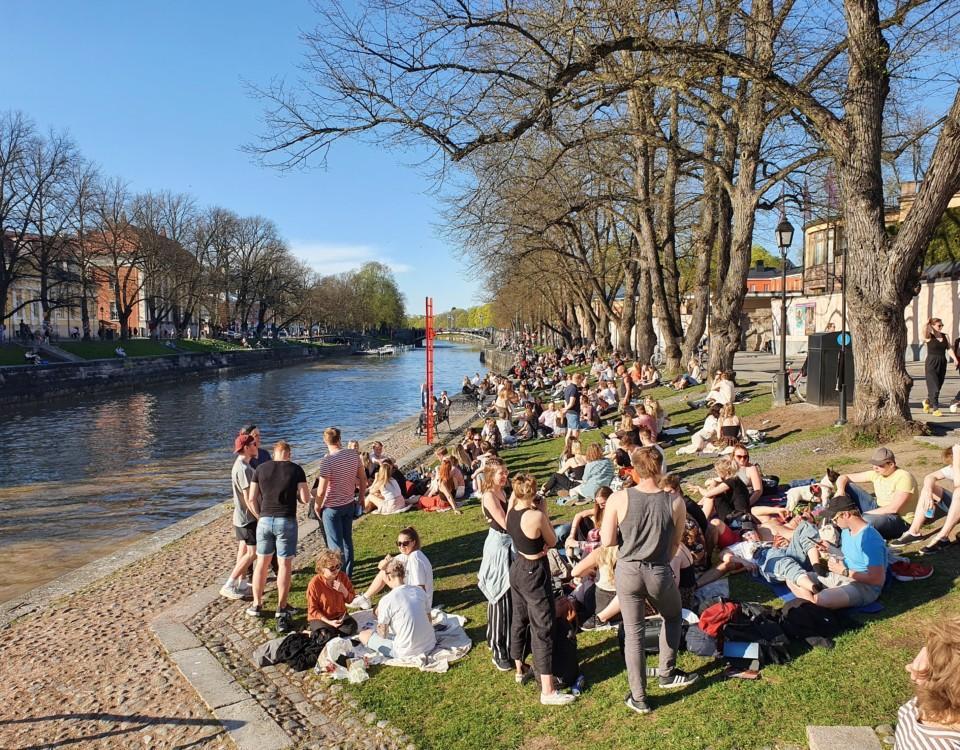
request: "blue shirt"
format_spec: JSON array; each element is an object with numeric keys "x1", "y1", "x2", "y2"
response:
[{"x1": 840, "y1": 524, "x2": 886, "y2": 575}]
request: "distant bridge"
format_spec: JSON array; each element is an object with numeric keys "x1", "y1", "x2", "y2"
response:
[{"x1": 433, "y1": 329, "x2": 492, "y2": 344}]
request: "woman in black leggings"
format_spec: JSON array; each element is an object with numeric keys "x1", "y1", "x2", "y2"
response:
[
  {"x1": 923, "y1": 317, "x2": 957, "y2": 416},
  {"x1": 505, "y1": 474, "x2": 576, "y2": 706}
]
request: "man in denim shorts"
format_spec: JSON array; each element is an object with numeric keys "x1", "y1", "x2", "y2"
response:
[{"x1": 245, "y1": 440, "x2": 311, "y2": 631}]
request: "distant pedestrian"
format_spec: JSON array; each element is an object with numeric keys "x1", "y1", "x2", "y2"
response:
[
  {"x1": 922, "y1": 317, "x2": 957, "y2": 416},
  {"x1": 315, "y1": 427, "x2": 367, "y2": 577},
  {"x1": 245, "y1": 440, "x2": 311, "y2": 632},
  {"x1": 220, "y1": 434, "x2": 258, "y2": 600}
]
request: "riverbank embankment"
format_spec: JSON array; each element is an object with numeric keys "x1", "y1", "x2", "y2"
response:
[{"x1": 0, "y1": 344, "x2": 351, "y2": 406}]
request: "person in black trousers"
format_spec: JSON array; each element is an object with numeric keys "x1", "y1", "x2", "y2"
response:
[
  {"x1": 923, "y1": 317, "x2": 957, "y2": 416},
  {"x1": 506, "y1": 474, "x2": 576, "y2": 706}
]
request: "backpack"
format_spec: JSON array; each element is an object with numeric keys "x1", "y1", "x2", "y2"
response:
[
  {"x1": 722, "y1": 604, "x2": 792, "y2": 667},
  {"x1": 698, "y1": 601, "x2": 741, "y2": 639},
  {"x1": 684, "y1": 624, "x2": 719, "y2": 657}
]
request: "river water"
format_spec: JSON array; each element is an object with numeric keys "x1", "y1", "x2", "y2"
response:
[{"x1": 0, "y1": 343, "x2": 485, "y2": 603}]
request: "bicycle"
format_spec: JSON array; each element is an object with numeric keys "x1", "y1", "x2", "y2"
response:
[
  {"x1": 650, "y1": 346, "x2": 665, "y2": 368},
  {"x1": 769, "y1": 355, "x2": 807, "y2": 402}
]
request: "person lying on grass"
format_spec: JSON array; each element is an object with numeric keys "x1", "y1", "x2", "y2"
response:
[
  {"x1": 357, "y1": 558, "x2": 436, "y2": 660},
  {"x1": 695, "y1": 518, "x2": 823, "y2": 597},
  {"x1": 350, "y1": 526, "x2": 433, "y2": 611}
]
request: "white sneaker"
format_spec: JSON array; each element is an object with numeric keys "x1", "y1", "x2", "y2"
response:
[
  {"x1": 540, "y1": 691, "x2": 576, "y2": 706},
  {"x1": 951, "y1": 403, "x2": 958, "y2": 414},
  {"x1": 219, "y1": 583, "x2": 243, "y2": 600},
  {"x1": 348, "y1": 594, "x2": 372, "y2": 610}
]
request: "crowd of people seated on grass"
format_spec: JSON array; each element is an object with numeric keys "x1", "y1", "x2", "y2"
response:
[{"x1": 225, "y1": 340, "x2": 960, "y2": 744}]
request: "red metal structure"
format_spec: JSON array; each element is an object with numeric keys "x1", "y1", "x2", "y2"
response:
[{"x1": 425, "y1": 297, "x2": 435, "y2": 444}]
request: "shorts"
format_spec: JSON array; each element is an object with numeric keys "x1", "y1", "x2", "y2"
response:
[
  {"x1": 256, "y1": 516, "x2": 298, "y2": 558},
  {"x1": 234, "y1": 521, "x2": 257, "y2": 546},
  {"x1": 565, "y1": 411, "x2": 580, "y2": 430},
  {"x1": 366, "y1": 632, "x2": 396, "y2": 658},
  {"x1": 820, "y1": 572, "x2": 881, "y2": 607},
  {"x1": 716, "y1": 525, "x2": 741, "y2": 549}
]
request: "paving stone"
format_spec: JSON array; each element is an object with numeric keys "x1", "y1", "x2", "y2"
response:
[
  {"x1": 169, "y1": 647, "x2": 249, "y2": 710},
  {"x1": 150, "y1": 619, "x2": 203, "y2": 653},
  {"x1": 807, "y1": 726, "x2": 883, "y2": 750},
  {"x1": 215, "y1": 698, "x2": 292, "y2": 750}
]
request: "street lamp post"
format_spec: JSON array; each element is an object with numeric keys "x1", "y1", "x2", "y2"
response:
[{"x1": 775, "y1": 216, "x2": 795, "y2": 405}]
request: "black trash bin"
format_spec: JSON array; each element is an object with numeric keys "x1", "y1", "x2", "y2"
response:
[{"x1": 806, "y1": 332, "x2": 854, "y2": 406}]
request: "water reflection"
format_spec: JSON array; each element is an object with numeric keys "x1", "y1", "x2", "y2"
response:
[{"x1": 0, "y1": 343, "x2": 482, "y2": 601}]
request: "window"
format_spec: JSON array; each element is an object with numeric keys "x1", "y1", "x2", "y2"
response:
[{"x1": 110, "y1": 302, "x2": 118, "y2": 321}]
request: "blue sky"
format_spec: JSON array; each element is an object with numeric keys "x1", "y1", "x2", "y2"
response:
[{"x1": 1, "y1": 1, "x2": 480, "y2": 315}]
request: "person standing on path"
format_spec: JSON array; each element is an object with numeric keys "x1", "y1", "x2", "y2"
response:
[
  {"x1": 240, "y1": 423, "x2": 272, "y2": 467},
  {"x1": 245, "y1": 440, "x2": 311, "y2": 630},
  {"x1": 561, "y1": 372, "x2": 584, "y2": 448},
  {"x1": 601, "y1": 448, "x2": 700, "y2": 715},
  {"x1": 220, "y1": 433, "x2": 258, "y2": 600},
  {"x1": 922, "y1": 318, "x2": 957, "y2": 416},
  {"x1": 505, "y1": 473, "x2": 576, "y2": 705},
  {"x1": 315, "y1": 427, "x2": 367, "y2": 577}
]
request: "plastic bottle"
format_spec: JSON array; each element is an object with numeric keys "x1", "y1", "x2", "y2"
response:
[{"x1": 571, "y1": 674, "x2": 586, "y2": 696}]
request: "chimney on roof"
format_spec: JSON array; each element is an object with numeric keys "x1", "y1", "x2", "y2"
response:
[{"x1": 755, "y1": 260, "x2": 765, "y2": 271}]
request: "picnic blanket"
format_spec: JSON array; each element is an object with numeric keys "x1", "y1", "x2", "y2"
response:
[{"x1": 317, "y1": 608, "x2": 472, "y2": 677}]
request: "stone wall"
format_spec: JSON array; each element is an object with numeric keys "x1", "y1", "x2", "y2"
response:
[
  {"x1": 482, "y1": 348, "x2": 515, "y2": 375},
  {"x1": 0, "y1": 345, "x2": 352, "y2": 406}
]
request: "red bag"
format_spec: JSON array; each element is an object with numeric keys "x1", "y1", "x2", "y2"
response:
[{"x1": 699, "y1": 602, "x2": 741, "y2": 639}]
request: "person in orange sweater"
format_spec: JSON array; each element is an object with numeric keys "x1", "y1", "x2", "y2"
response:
[{"x1": 307, "y1": 548, "x2": 359, "y2": 637}]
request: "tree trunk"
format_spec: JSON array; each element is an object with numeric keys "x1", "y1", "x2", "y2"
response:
[
  {"x1": 616, "y1": 265, "x2": 640, "y2": 358},
  {"x1": 634, "y1": 270, "x2": 656, "y2": 363},
  {"x1": 596, "y1": 308, "x2": 612, "y2": 354}
]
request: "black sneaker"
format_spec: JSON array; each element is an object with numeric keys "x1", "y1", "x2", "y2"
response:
[
  {"x1": 625, "y1": 694, "x2": 652, "y2": 714},
  {"x1": 276, "y1": 604, "x2": 299, "y2": 616},
  {"x1": 659, "y1": 670, "x2": 700, "y2": 689},
  {"x1": 580, "y1": 616, "x2": 599, "y2": 631},
  {"x1": 276, "y1": 612, "x2": 293, "y2": 634},
  {"x1": 491, "y1": 657, "x2": 513, "y2": 672},
  {"x1": 244, "y1": 604, "x2": 264, "y2": 618},
  {"x1": 891, "y1": 532, "x2": 926, "y2": 548}
]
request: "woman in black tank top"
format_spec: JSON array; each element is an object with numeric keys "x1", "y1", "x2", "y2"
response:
[
  {"x1": 923, "y1": 317, "x2": 957, "y2": 414},
  {"x1": 505, "y1": 474, "x2": 575, "y2": 706}
]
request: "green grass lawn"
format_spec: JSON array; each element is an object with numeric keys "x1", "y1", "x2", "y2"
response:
[
  {"x1": 0, "y1": 344, "x2": 27, "y2": 365},
  {"x1": 174, "y1": 338, "x2": 244, "y2": 353},
  {"x1": 262, "y1": 380, "x2": 960, "y2": 750}
]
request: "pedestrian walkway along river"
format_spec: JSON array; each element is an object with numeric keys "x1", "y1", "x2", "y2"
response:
[{"x1": 0, "y1": 342, "x2": 483, "y2": 603}]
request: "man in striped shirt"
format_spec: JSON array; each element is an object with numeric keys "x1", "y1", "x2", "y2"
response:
[{"x1": 315, "y1": 427, "x2": 367, "y2": 577}]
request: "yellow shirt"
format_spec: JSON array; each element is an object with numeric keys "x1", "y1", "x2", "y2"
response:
[{"x1": 867, "y1": 468, "x2": 919, "y2": 519}]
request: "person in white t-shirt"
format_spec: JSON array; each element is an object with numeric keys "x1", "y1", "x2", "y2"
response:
[
  {"x1": 349, "y1": 526, "x2": 434, "y2": 610},
  {"x1": 358, "y1": 558, "x2": 436, "y2": 659},
  {"x1": 892, "y1": 444, "x2": 960, "y2": 554}
]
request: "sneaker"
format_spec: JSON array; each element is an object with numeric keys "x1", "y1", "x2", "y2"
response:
[
  {"x1": 659, "y1": 670, "x2": 701, "y2": 689},
  {"x1": 491, "y1": 657, "x2": 513, "y2": 672},
  {"x1": 276, "y1": 612, "x2": 293, "y2": 634},
  {"x1": 540, "y1": 691, "x2": 576, "y2": 705},
  {"x1": 515, "y1": 669, "x2": 534, "y2": 685},
  {"x1": 244, "y1": 604, "x2": 265, "y2": 618},
  {"x1": 235, "y1": 580, "x2": 254, "y2": 596},
  {"x1": 891, "y1": 532, "x2": 926, "y2": 548},
  {"x1": 891, "y1": 561, "x2": 934, "y2": 581},
  {"x1": 951, "y1": 403, "x2": 959, "y2": 414},
  {"x1": 933, "y1": 410, "x2": 944, "y2": 417},
  {"x1": 580, "y1": 616, "x2": 599, "y2": 631},
  {"x1": 219, "y1": 583, "x2": 244, "y2": 600},
  {"x1": 347, "y1": 594, "x2": 372, "y2": 610},
  {"x1": 923, "y1": 399, "x2": 931, "y2": 413},
  {"x1": 625, "y1": 694, "x2": 652, "y2": 714},
  {"x1": 276, "y1": 604, "x2": 299, "y2": 616}
]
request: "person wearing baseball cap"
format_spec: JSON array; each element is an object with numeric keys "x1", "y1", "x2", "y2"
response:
[
  {"x1": 834, "y1": 447, "x2": 918, "y2": 539},
  {"x1": 220, "y1": 432, "x2": 259, "y2": 601},
  {"x1": 785, "y1": 493, "x2": 887, "y2": 609}
]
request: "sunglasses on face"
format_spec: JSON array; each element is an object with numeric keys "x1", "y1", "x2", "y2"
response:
[
  {"x1": 397, "y1": 539, "x2": 413, "y2": 548},
  {"x1": 734, "y1": 454, "x2": 749, "y2": 460},
  {"x1": 326, "y1": 565, "x2": 341, "y2": 572}
]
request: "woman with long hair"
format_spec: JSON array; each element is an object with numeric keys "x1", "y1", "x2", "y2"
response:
[
  {"x1": 363, "y1": 460, "x2": 415, "y2": 515},
  {"x1": 477, "y1": 458, "x2": 514, "y2": 671},
  {"x1": 416, "y1": 456, "x2": 462, "y2": 514},
  {"x1": 505, "y1": 473, "x2": 575, "y2": 705},
  {"x1": 923, "y1": 317, "x2": 957, "y2": 416}
]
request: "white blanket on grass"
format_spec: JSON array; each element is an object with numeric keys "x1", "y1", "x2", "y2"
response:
[{"x1": 319, "y1": 609, "x2": 471, "y2": 676}]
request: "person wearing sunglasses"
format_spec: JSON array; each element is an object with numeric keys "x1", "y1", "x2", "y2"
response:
[
  {"x1": 731, "y1": 445, "x2": 764, "y2": 506},
  {"x1": 350, "y1": 527, "x2": 433, "y2": 611},
  {"x1": 306, "y1": 548, "x2": 359, "y2": 637}
]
